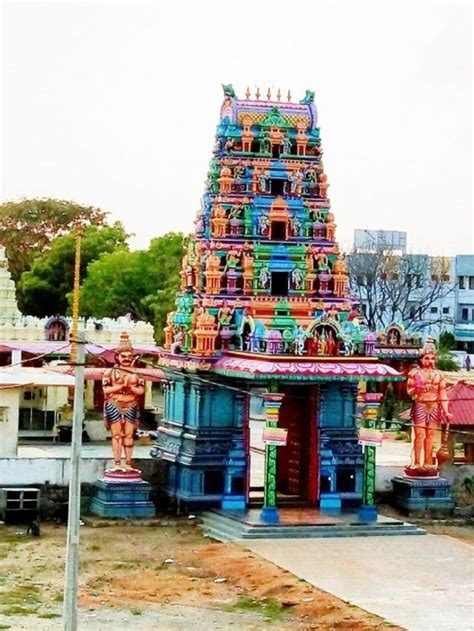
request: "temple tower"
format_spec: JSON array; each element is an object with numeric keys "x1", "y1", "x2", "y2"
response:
[{"x1": 155, "y1": 85, "x2": 401, "y2": 513}]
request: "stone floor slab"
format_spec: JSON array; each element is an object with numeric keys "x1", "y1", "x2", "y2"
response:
[{"x1": 247, "y1": 534, "x2": 474, "y2": 631}]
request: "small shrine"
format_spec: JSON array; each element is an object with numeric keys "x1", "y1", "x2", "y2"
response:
[{"x1": 155, "y1": 85, "x2": 403, "y2": 519}]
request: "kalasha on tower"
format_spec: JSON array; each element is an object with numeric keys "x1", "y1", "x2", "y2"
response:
[{"x1": 155, "y1": 85, "x2": 402, "y2": 518}]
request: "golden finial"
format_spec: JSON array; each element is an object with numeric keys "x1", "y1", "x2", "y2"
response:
[
  {"x1": 266, "y1": 88, "x2": 271, "y2": 100},
  {"x1": 277, "y1": 88, "x2": 281, "y2": 102},
  {"x1": 287, "y1": 89, "x2": 292, "y2": 102},
  {"x1": 245, "y1": 86, "x2": 250, "y2": 99},
  {"x1": 255, "y1": 87, "x2": 261, "y2": 100}
]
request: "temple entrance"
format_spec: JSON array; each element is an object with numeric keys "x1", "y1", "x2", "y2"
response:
[{"x1": 276, "y1": 385, "x2": 319, "y2": 504}]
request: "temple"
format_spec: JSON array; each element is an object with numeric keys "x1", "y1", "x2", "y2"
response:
[{"x1": 154, "y1": 85, "x2": 402, "y2": 517}]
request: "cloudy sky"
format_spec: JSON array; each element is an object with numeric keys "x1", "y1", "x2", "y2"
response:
[{"x1": 1, "y1": 0, "x2": 472, "y2": 255}]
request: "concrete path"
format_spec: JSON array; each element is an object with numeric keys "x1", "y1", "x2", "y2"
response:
[{"x1": 247, "y1": 534, "x2": 474, "y2": 631}]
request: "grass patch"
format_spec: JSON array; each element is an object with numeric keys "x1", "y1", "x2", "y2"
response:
[
  {"x1": 112, "y1": 562, "x2": 135, "y2": 569},
  {"x1": 130, "y1": 608, "x2": 143, "y2": 616},
  {"x1": 223, "y1": 596, "x2": 289, "y2": 622},
  {"x1": 0, "y1": 624, "x2": 11, "y2": 629},
  {"x1": 38, "y1": 612, "x2": 61, "y2": 619},
  {"x1": 0, "y1": 583, "x2": 41, "y2": 606},
  {"x1": 53, "y1": 591, "x2": 64, "y2": 602},
  {"x1": 1, "y1": 604, "x2": 39, "y2": 617}
]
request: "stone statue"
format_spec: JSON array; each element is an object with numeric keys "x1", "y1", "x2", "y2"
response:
[
  {"x1": 103, "y1": 332, "x2": 145, "y2": 473},
  {"x1": 406, "y1": 337, "x2": 452, "y2": 477}
]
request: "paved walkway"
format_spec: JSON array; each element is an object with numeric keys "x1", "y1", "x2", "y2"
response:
[{"x1": 247, "y1": 534, "x2": 474, "y2": 631}]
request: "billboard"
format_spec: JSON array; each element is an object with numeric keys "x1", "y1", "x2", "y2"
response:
[{"x1": 354, "y1": 229, "x2": 407, "y2": 253}]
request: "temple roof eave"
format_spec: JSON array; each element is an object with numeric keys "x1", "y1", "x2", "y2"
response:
[{"x1": 210, "y1": 356, "x2": 404, "y2": 382}]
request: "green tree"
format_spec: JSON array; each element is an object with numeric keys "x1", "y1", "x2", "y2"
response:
[
  {"x1": 80, "y1": 232, "x2": 185, "y2": 342},
  {"x1": 17, "y1": 223, "x2": 129, "y2": 316},
  {"x1": 436, "y1": 331, "x2": 459, "y2": 371},
  {"x1": 0, "y1": 198, "x2": 110, "y2": 280}
]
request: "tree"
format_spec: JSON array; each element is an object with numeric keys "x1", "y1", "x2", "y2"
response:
[
  {"x1": 79, "y1": 232, "x2": 185, "y2": 342},
  {"x1": 0, "y1": 198, "x2": 110, "y2": 280},
  {"x1": 436, "y1": 331, "x2": 460, "y2": 371},
  {"x1": 348, "y1": 252, "x2": 455, "y2": 333},
  {"x1": 17, "y1": 224, "x2": 129, "y2": 316}
]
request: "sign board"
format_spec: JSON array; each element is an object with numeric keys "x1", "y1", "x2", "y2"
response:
[
  {"x1": 354, "y1": 229, "x2": 407, "y2": 254},
  {"x1": 358, "y1": 428, "x2": 384, "y2": 447},
  {"x1": 262, "y1": 427, "x2": 288, "y2": 446}
]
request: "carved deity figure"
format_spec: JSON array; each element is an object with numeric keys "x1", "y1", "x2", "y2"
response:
[
  {"x1": 406, "y1": 337, "x2": 452, "y2": 476},
  {"x1": 290, "y1": 215, "x2": 303, "y2": 237},
  {"x1": 291, "y1": 267, "x2": 304, "y2": 290},
  {"x1": 219, "y1": 164, "x2": 233, "y2": 193},
  {"x1": 318, "y1": 172, "x2": 330, "y2": 197},
  {"x1": 332, "y1": 257, "x2": 348, "y2": 297},
  {"x1": 294, "y1": 326, "x2": 307, "y2": 355},
  {"x1": 258, "y1": 213, "x2": 270, "y2": 236},
  {"x1": 103, "y1": 332, "x2": 145, "y2": 473},
  {"x1": 325, "y1": 212, "x2": 337, "y2": 241},
  {"x1": 210, "y1": 204, "x2": 228, "y2": 238},
  {"x1": 259, "y1": 266, "x2": 270, "y2": 289},
  {"x1": 217, "y1": 301, "x2": 233, "y2": 327},
  {"x1": 259, "y1": 170, "x2": 269, "y2": 193},
  {"x1": 226, "y1": 249, "x2": 240, "y2": 269}
]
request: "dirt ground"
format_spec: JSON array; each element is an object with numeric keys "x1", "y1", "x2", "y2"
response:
[{"x1": 0, "y1": 519, "x2": 402, "y2": 630}]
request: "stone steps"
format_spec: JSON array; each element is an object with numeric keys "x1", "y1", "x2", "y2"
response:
[{"x1": 200, "y1": 510, "x2": 426, "y2": 542}]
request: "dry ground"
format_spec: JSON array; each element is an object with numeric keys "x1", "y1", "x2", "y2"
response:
[{"x1": 0, "y1": 519, "x2": 403, "y2": 630}]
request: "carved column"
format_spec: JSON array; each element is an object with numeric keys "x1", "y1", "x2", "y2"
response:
[
  {"x1": 261, "y1": 389, "x2": 285, "y2": 523},
  {"x1": 359, "y1": 391, "x2": 383, "y2": 522}
]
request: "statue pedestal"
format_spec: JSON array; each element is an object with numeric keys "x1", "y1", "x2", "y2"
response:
[
  {"x1": 392, "y1": 476, "x2": 454, "y2": 515},
  {"x1": 89, "y1": 475, "x2": 156, "y2": 518}
]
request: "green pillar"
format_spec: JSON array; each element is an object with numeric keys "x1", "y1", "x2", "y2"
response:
[
  {"x1": 260, "y1": 388, "x2": 284, "y2": 524},
  {"x1": 359, "y1": 391, "x2": 383, "y2": 522}
]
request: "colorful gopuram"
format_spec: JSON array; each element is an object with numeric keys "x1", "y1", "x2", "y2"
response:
[{"x1": 155, "y1": 85, "x2": 402, "y2": 517}]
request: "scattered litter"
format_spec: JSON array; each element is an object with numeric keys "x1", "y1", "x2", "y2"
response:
[
  {"x1": 302, "y1": 597, "x2": 314, "y2": 602},
  {"x1": 15, "y1": 531, "x2": 25, "y2": 536},
  {"x1": 186, "y1": 566, "x2": 197, "y2": 571},
  {"x1": 214, "y1": 577, "x2": 227, "y2": 583},
  {"x1": 91, "y1": 591, "x2": 99, "y2": 597},
  {"x1": 79, "y1": 520, "x2": 85, "y2": 526},
  {"x1": 87, "y1": 613, "x2": 97, "y2": 618},
  {"x1": 164, "y1": 558, "x2": 174, "y2": 564},
  {"x1": 188, "y1": 514, "x2": 196, "y2": 520},
  {"x1": 203, "y1": 534, "x2": 209, "y2": 538}
]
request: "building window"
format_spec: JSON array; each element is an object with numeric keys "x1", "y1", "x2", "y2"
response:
[
  {"x1": 336, "y1": 468, "x2": 356, "y2": 493},
  {"x1": 462, "y1": 308, "x2": 469, "y2": 321},
  {"x1": 459, "y1": 277, "x2": 465, "y2": 289},
  {"x1": 442, "y1": 307, "x2": 450, "y2": 314},
  {"x1": 270, "y1": 221, "x2": 287, "y2": 240},
  {"x1": 0, "y1": 407, "x2": 8, "y2": 423},
  {"x1": 271, "y1": 272, "x2": 289, "y2": 296},
  {"x1": 203, "y1": 470, "x2": 224, "y2": 495},
  {"x1": 470, "y1": 277, "x2": 474, "y2": 290},
  {"x1": 430, "y1": 307, "x2": 438, "y2": 314},
  {"x1": 320, "y1": 473, "x2": 332, "y2": 493},
  {"x1": 270, "y1": 179, "x2": 286, "y2": 196}
]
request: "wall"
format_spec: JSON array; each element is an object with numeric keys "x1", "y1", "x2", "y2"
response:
[
  {"x1": 0, "y1": 456, "x2": 163, "y2": 486},
  {"x1": 0, "y1": 387, "x2": 20, "y2": 457}
]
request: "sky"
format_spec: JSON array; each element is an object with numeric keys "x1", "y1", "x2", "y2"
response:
[{"x1": 1, "y1": 0, "x2": 472, "y2": 255}]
